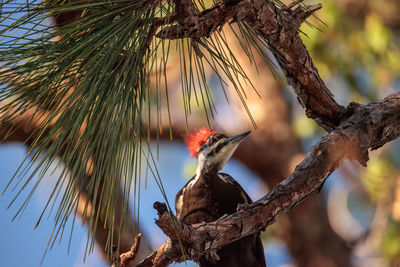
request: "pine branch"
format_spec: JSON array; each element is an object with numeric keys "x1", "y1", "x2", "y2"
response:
[
  {"x1": 135, "y1": 239, "x2": 181, "y2": 267},
  {"x1": 119, "y1": 234, "x2": 142, "y2": 267},
  {"x1": 136, "y1": 92, "x2": 400, "y2": 266},
  {"x1": 157, "y1": 0, "x2": 342, "y2": 131},
  {"x1": 157, "y1": 2, "x2": 238, "y2": 39},
  {"x1": 0, "y1": 1, "x2": 276, "y2": 257},
  {"x1": 0, "y1": 2, "x2": 157, "y2": 262}
]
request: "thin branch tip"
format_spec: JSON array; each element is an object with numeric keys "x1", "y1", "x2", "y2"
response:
[
  {"x1": 290, "y1": 3, "x2": 323, "y2": 26},
  {"x1": 281, "y1": 0, "x2": 305, "y2": 11},
  {"x1": 120, "y1": 233, "x2": 142, "y2": 267},
  {"x1": 153, "y1": 201, "x2": 168, "y2": 216},
  {"x1": 307, "y1": 3, "x2": 322, "y2": 12}
]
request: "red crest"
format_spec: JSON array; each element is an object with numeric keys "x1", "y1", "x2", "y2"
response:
[{"x1": 184, "y1": 127, "x2": 215, "y2": 157}]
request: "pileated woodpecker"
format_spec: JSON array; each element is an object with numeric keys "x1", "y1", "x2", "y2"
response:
[{"x1": 175, "y1": 127, "x2": 266, "y2": 267}]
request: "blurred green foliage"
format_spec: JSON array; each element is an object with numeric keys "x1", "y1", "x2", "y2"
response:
[
  {"x1": 293, "y1": 0, "x2": 400, "y2": 263},
  {"x1": 301, "y1": 1, "x2": 400, "y2": 103},
  {"x1": 362, "y1": 157, "x2": 395, "y2": 203},
  {"x1": 382, "y1": 219, "x2": 400, "y2": 264}
]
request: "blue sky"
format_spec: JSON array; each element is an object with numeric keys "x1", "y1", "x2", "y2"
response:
[{"x1": 0, "y1": 143, "x2": 107, "y2": 267}]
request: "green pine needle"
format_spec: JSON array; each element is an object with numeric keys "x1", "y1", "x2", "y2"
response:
[{"x1": 0, "y1": 0, "x2": 289, "y2": 260}]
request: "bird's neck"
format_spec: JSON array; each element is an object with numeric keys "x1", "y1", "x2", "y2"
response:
[{"x1": 195, "y1": 154, "x2": 219, "y2": 183}]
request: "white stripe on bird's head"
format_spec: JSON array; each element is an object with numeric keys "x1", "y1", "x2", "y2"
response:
[{"x1": 196, "y1": 131, "x2": 251, "y2": 178}]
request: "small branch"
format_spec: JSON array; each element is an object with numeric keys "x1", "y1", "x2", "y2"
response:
[
  {"x1": 157, "y1": 2, "x2": 237, "y2": 39},
  {"x1": 136, "y1": 240, "x2": 182, "y2": 267},
  {"x1": 136, "y1": 92, "x2": 400, "y2": 266},
  {"x1": 119, "y1": 234, "x2": 142, "y2": 267},
  {"x1": 289, "y1": 4, "x2": 323, "y2": 26},
  {"x1": 281, "y1": 0, "x2": 305, "y2": 12}
]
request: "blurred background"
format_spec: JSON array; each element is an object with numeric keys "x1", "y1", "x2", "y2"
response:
[{"x1": 1, "y1": 0, "x2": 400, "y2": 266}]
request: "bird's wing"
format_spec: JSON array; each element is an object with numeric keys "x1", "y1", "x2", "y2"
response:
[
  {"x1": 174, "y1": 175, "x2": 196, "y2": 220},
  {"x1": 218, "y1": 172, "x2": 253, "y2": 204}
]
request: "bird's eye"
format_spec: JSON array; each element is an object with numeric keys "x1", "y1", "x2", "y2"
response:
[{"x1": 208, "y1": 135, "x2": 217, "y2": 144}]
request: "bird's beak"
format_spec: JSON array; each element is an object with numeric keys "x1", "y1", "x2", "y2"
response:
[
  {"x1": 225, "y1": 130, "x2": 251, "y2": 145},
  {"x1": 209, "y1": 130, "x2": 251, "y2": 171}
]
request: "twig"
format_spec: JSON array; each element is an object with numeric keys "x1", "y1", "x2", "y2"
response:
[
  {"x1": 281, "y1": 0, "x2": 305, "y2": 12},
  {"x1": 136, "y1": 240, "x2": 182, "y2": 267},
  {"x1": 120, "y1": 234, "x2": 142, "y2": 267}
]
